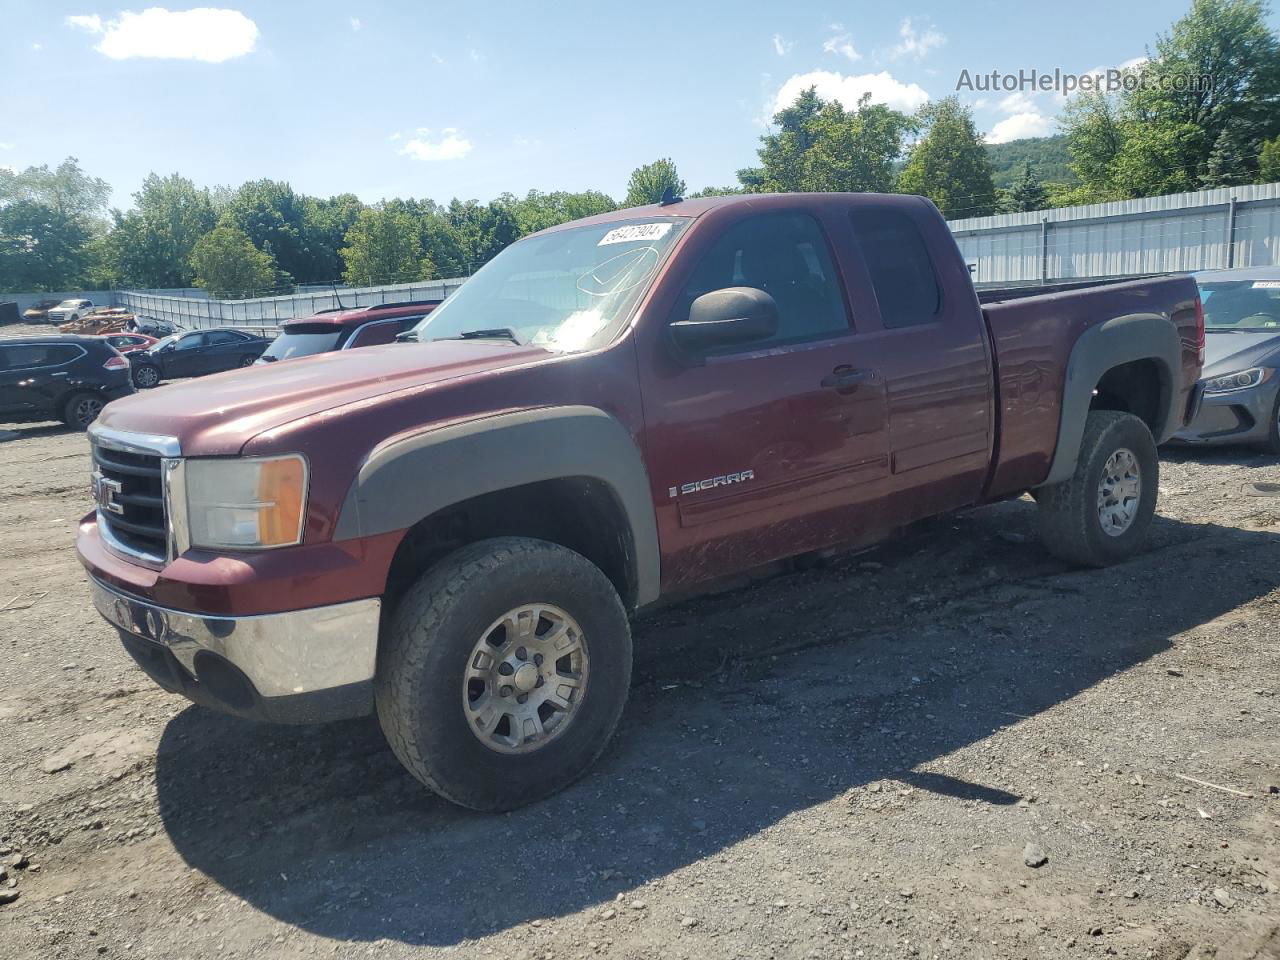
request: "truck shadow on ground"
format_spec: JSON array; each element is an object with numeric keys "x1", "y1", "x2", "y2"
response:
[{"x1": 152, "y1": 500, "x2": 1280, "y2": 946}]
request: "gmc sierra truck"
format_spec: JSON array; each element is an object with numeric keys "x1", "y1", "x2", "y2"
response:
[{"x1": 78, "y1": 193, "x2": 1203, "y2": 811}]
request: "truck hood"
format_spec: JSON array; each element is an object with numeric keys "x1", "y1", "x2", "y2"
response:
[
  {"x1": 1202, "y1": 330, "x2": 1280, "y2": 377},
  {"x1": 95, "y1": 339, "x2": 552, "y2": 456}
]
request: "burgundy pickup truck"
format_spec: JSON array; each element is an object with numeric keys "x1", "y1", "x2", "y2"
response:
[{"x1": 78, "y1": 193, "x2": 1203, "y2": 811}]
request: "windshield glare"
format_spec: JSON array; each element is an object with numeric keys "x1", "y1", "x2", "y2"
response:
[
  {"x1": 410, "y1": 218, "x2": 688, "y2": 352},
  {"x1": 1198, "y1": 280, "x2": 1280, "y2": 330}
]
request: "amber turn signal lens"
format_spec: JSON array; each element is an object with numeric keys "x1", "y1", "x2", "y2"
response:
[{"x1": 255, "y1": 457, "x2": 307, "y2": 546}]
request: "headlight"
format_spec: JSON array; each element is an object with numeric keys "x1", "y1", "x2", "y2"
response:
[
  {"x1": 1203, "y1": 367, "x2": 1271, "y2": 395},
  {"x1": 184, "y1": 455, "x2": 308, "y2": 550}
]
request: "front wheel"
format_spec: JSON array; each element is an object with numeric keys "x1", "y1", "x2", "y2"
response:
[
  {"x1": 1035, "y1": 410, "x2": 1158, "y2": 567},
  {"x1": 133, "y1": 364, "x2": 161, "y2": 389},
  {"x1": 375, "y1": 537, "x2": 632, "y2": 812}
]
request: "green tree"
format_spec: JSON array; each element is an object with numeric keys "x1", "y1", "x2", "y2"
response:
[
  {"x1": 745, "y1": 89, "x2": 916, "y2": 194},
  {"x1": 190, "y1": 223, "x2": 279, "y2": 297},
  {"x1": 1259, "y1": 135, "x2": 1280, "y2": 181},
  {"x1": 99, "y1": 173, "x2": 216, "y2": 288},
  {"x1": 1064, "y1": 0, "x2": 1280, "y2": 197},
  {"x1": 222, "y1": 179, "x2": 307, "y2": 284},
  {"x1": 503, "y1": 190, "x2": 617, "y2": 234},
  {"x1": 0, "y1": 157, "x2": 109, "y2": 292},
  {"x1": 897, "y1": 97, "x2": 998, "y2": 218},
  {"x1": 1004, "y1": 162, "x2": 1050, "y2": 212},
  {"x1": 687, "y1": 185, "x2": 743, "y2": 198},
  {"x1": 298, "y1": 193, "x2": 365, "y2": 282},
  {"x1": 340, "y1": 205, "x2": 424, "y2": 285},
  {"x1": 624, "y1": 159, "x2": 686, "y2": 206}
]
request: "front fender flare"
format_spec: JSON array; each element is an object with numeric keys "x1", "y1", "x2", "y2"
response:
[{"x1": 333, "y1": 405, "x2": 661, "y2": 607}]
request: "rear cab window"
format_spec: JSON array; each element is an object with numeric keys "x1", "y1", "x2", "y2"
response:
[{"x1": 849, "y1": 207, "x2": 942, "y2": 329}]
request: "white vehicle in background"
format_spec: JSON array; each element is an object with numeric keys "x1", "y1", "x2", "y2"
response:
[{"x1": 45, "y1": 298, "x2": 95, "y2": 325}]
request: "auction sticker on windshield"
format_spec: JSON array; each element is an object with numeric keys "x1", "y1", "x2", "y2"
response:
[
  {"x1": 1252, "y1": 281, "x2": 1280, "y2": 289},
  {"x1": 598, "y1": 223, "x2": 673, "y2": 245}
]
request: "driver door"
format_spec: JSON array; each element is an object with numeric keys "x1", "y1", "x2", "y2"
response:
[
  {"x1": 165, "y1": 333, "x2": 207, "y2": 378},
  {"x1": 638, "y1": 209, "x2": 893, "y2": 588}
]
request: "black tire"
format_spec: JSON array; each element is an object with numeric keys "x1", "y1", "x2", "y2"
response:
[
  {"x1": 133, "y1": 364, "x2": 161, "y2": 389},
  {"x1": 1036, "y1": 410, "x2": 1158, "y2": 566},
  {"x1": 376, "y1": 537, "x2": 632, "y2": 812},
  {"x1": 61, "y1": 391, "x2": 104, "y2": 430},
  {"x1": 238, "y1": 355, "x2": 255, "y2": 367}
]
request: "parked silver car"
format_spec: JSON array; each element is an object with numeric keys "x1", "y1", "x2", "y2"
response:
[
  {"x1": 45, "y1": 298, "x2": 96, "y2": 325},
  {"x1": 1171, "y1": 266, "x2": 1280, "y2": 451}
]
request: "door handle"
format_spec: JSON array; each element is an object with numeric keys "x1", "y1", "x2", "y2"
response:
[{"x1": 820, "y1": 367, "x2": 871, "y2": 390}]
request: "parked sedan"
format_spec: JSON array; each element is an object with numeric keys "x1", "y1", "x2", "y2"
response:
[
  {"x1": 22, "y1": 299, "x2": 63, "y2": 323},
  {"x1": 129, "y1": 328, "x2": 271, "y2": 388},
  {"x1": 100, "y1": 332, "x2": 158, "y2": 355},
  {"x1": 1170, "y1": 265, "x2": 1280, "y2": 452}
]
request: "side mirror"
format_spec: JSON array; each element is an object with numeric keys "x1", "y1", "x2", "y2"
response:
[{"x1": 671, "y1": 287, "x2": 778, "y2": 352}]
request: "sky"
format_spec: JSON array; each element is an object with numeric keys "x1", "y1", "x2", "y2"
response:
[{"x1": 3, "y1": 0, "x2": 1276, "y2": 211}]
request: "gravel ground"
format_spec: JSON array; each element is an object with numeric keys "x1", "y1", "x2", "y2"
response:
[{"x1": 1, "y1": 344, "x2": 1277, "y2": 959}]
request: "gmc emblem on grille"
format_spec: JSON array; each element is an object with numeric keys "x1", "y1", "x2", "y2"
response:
[{"x1": 92, "y1": 472, "x2": 124, "y2": 515}]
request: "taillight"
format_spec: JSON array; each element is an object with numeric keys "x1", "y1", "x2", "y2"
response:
[
  {"x1": 103, "y1": 356, "x2": 128, "y2": 370},
  {"x1": 1194, "y1": 295, "x2": 1206, "y2": 366}
]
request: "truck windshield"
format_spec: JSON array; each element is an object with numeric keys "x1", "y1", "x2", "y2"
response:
[
  {"x1": 408, "y1": 217, "x2": 689, "y2": 352},
  {"x1": 260, "y1": 325, "x2": 342, "y2": 361},
  {"x1": 1198, "y1": 280, "x2": 1280, "y2": 330}
]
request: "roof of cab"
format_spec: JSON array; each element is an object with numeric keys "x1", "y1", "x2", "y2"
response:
[{"x1": 280, "y1": 299, "x2": 443, "y2": 331}]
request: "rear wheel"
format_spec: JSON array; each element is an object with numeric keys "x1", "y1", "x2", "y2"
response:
[
  {"x1": 238, "y1": 355, "x2": 255, "y2": 367},
  {"x1": 62, "y1": 392, "x2": 104, "y2": 430},
  {"x1": 376, "y1": 537, "x2": 632, "y2": 812},
  {"x1": 1036, "y1": 410, "x2": 1158, "y2": 566},
  {"x1": 133, "y1": 364, "x2": 161, "y2": 389}
]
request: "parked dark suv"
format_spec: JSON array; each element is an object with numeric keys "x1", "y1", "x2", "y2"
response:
[
  {"x1": 256, "y1": 300, "x2": 442, "y2": 365},
  {"x1": 0, "y1": 335, "x2": 134, "y2": 429}
]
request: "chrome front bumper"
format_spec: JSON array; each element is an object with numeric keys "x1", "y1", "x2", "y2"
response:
[{"x1": 90, "y1": 576, "x2": 380, "y2": 722}]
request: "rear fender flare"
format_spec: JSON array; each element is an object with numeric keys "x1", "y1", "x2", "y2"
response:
[
  {"x1": 1042, "y1": 313, "x2": 1181, "y2": 486},
  {"x1": 333, "y1": 405, "x2": 661, "y2": 607}
]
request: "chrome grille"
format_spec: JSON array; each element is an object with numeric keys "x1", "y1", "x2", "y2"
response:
[{"x1": 93, "y1": 441, "x2": 167, "y2": 564}]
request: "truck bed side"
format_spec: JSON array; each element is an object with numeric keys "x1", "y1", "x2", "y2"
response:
[{"x1": 983, "y1": 274, "x2": 1202, "y2": 498}]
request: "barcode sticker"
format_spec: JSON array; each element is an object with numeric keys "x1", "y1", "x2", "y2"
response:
[
  {"x1": 1252, "y1": 280, "x2": 1280, "y2": 289},
  {"x1": 598, "y1": 223, "x2": 672, "y2": 246}
]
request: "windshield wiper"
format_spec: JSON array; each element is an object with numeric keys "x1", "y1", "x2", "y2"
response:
[{"x1": 438, "y1": 327, "x2": 523, "y2": 345}]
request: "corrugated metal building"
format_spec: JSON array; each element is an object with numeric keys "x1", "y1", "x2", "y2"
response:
[{"x1": 949, "y1": 182, "x2": 1280, "y2": 286}]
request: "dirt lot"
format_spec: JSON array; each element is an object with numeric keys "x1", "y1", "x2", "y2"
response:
[{"x1": 1, "y1": 366, "x2": 1278, "y2": 958}]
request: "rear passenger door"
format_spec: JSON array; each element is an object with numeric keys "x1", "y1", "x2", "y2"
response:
[
  {"x1": 845, "y1": 202, "x2": 994, "y2": 522},
  {"x1": 0, "y1": 344, "x2": 82, "y2": 418},
  {"x1": 202, "y1": 330, "x2": 252, "y2": 371}
]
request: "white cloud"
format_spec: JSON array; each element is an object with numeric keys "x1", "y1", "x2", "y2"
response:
[
  {"x1": 66, "y1": 14, "x2": 103, "y2": 32},
  {"x1": 771, "y1": 69, "x2": 928, "y2": 116},
  {"x1": 1118, "y1": 55, "x2": 1148, "y2": 72},
  {"x1": 972, "y1": 97, "x2": 989, "y2": 109},
  {"x1": 468, "y1": 48, "x2": 483, "y2": 63},
  {"x1": 998, "y1": 91, "x2": 1037, "y2": 114},
  {"x1": 513, "y1": 135, "x2": 542, "y2": 149},
  {"x1": 0, "y1": 142, "x2": 12, "y2": 150},
  {"x1": 65, "y1": 8, "x2": 258, "y2": 62},
  {"x1": 822, "y1": 28, "x2": 860, "y2": 62},
  {"x1": 430, "y1": 51, "x2": 445, "y2": 65},
  {"x1": 31, "y1": 42, "x2": 43, "y2": 51},
  {"x1": 988, "y1": 111, "x2": 1052, "y2": 143},
  {"x1": 349, "y1": 16, "x2": 361, "y2": 31},
  {"x1": 398, "y1": 128, "x2": 472, "y2": 161},
  {"x1": 387, "y1": 131, "x2": 401, "y2": 142},
  {"x1": 889, "y1": 17, "x2": 945, "y2": 61},
  {"x1": 771, "y1": 33, "x2": 792, "y2": 56}
]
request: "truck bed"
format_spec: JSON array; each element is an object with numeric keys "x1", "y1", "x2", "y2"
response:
[{"x1": 981, "y1": 274, "x2": 1203, "y2": 498}]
